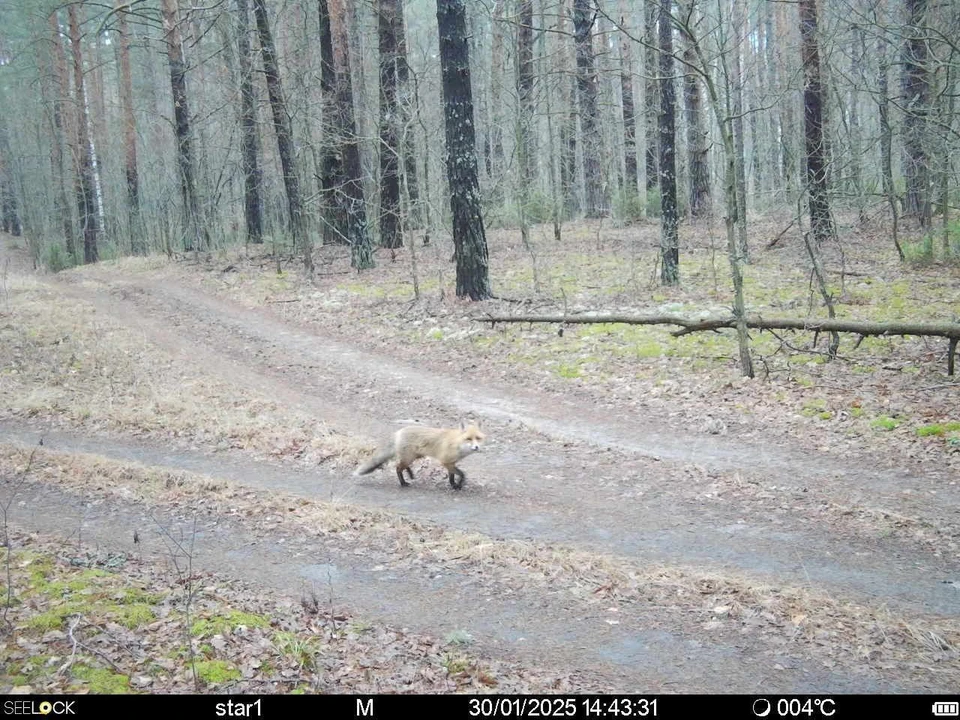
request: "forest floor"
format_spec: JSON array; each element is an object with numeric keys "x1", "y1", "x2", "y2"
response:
[{"x1": 1, "y1": 216, "x2": 959, "y2": 693}]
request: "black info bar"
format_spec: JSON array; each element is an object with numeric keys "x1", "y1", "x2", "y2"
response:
[{"x1": 2, "y1": 694, "x2": 958, "y2": 718}]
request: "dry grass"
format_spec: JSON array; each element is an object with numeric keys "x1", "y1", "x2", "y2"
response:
[
  {"x1": 176, "y1": 217, "x2": 960, "y2": 463},
  {"x1": 0, "y1": 275, "x2": 368, "y2": 467},
  {"x1": 33, "y1": 246, "x2": 957, "y2": 551},
  {"x1": 0, "y1": 530, "x2": 585, "y2": 693},
  {"x1": 4, "y1": 443, "x2": 957, "y2": 685}
]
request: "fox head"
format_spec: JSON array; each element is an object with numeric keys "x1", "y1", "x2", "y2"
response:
[{"x1": 458, "y1": 419, "x2": 484, "y2": 455}]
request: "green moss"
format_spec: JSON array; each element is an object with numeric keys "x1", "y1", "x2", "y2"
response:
[
  {"x1": 555, "y1": 363, "x2": 582, "y2": 379},
  {"x1": 119, "y1": 587, "x2": 164, "y2": 605},
  {"x1": 871, "y1": 416, "x2": 901, "y2": 431},
  {"x1": 71, "y1": 664, "x2": 130, "y2": 694},
  {"x1": 26, "y1": 609, "x2": 72, "y2": 631},
  {"x1": 338, "y1": 281, "x2": 394, "y2": 299},
  {"x1": 913, "y1": 423, "x2": 959, "y2": 437},
  {"x1": 10, "y1": 655, "x2": 54, "y2": 679},
  {"x1": 114, "y1": 603, "x2": 155, "y2": 629},
  {"x1": 427, "y1": 329, "x2": 444, "y2": 341},
  {"x1": 80, "y1": 569, "x2": 109, "y2": 580},
  {"x1": 26, "y1": 558, "x2": 57, "y2": 586},
  {"x1": 46, "y1": 577, "x2": 99, "y2": 596},
  {"x1": 800, "y1": 399, "x2": 829, "y2": 417},
  {"x1": 190, "y1": 617, "x2": 214, "y2": 636},
  {"x1": 191, "y1": 610, "x2": 270, "y2": 637},
  {"x1": 849, "y1": 407, "x2": 864, "y2": 418},
  {"x1": 506, "y1": 352, "x2": 537, "y2": 366},
  {"x1": 633, "y1": 342, "x2": 664, "y2": 359},
  {"x1": 195, "y1": 660, "x2": 242, "y2": 685}
]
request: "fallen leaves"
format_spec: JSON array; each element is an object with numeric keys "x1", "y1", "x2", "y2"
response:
[{"x1": 0, "y1": 530, "x2": 598, "y2": 694}]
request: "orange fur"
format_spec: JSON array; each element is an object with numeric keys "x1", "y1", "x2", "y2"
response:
[{"x1": 354, "y1": 421, "x2": 484, "y2": 490}]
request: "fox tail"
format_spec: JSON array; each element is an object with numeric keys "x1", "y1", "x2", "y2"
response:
[{"x1": 354, "y1": 441, "x2": 396, "y2": 476}]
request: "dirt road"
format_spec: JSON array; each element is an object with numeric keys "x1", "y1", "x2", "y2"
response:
[{"x1": 4, "y1": 252, "x2": 958, "y2": 692}]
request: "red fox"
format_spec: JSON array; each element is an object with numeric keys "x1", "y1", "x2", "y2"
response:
[{"x1": 354, "y1": 421, "x2": 485, "y2": 490}]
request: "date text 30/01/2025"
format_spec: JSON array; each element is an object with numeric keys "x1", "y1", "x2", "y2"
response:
[{"x1": 467, "y1": 698, "x2": 659, "y2": 718}]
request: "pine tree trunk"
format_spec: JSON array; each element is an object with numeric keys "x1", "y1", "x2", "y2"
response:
[
  {"x1": 774, "y1": 3, "x2": 796, "y2": 194},
  {"x1": 799, "y1": 0, "x2": 833, "y2": 246},
  {"x1": 517, "y1": 0, "x2": 535, "y2": 189},
  {"x1": 47, "y1": 12, "x2": 75, "y2": 259},
  {"x1": 749, "y1": 83, "x2": 762, "y2": 202},
  {"x1": 318, "y1": 0, "x2": 347, "y2": 246},
  {"x1": 0, "y1": 134, "x2": 22, "y2": 237},
  {"x1": 436, "y1": 0, "x2": 490, "y2": 300},
  {"x1": 253, "y1": 0, "x2": 310, "y2": 270},
  {"x1": 0, "y1": 182, "x2": 20, "y2": 237},
  {"x1": 573, "y1": 0, "x2": 606, "y2": 217},
  {"x1": 901, "y1": 0, "x2": 931, "y2": 227},
  {"x1": 560, "y1": 78, "x2": 579, "y2": 216},
  {"x1": 731, "y1": 5, "x2": 748, "y2": 259},
  {"x1": 67, "y1": 4, "x2": 99, "y2": 263},
  {"x1": 486, "y1": 0, "x2": 506, "y2": 207},
  {"x1": 763, "y1": 2, "x2": 780, "y2": 198},
  {"x1": 160, "y1": 0, "x2": 207, "y2": 253},
  {"x1": 378, "y1": 0, "x2": 404, "y2": 249},
  {"x1": 516, "y1": 0, "x2": 539, "y2": 290},
  {"x1": 235, "y1": 0, "x2": 263, "y2": 245},
  {"x1": 849, "y1": 24, "x2": 865, "y2": 221},
  {"x1": 558, "y1": 4, "x2": 578, "y2": 217},
  {"x1": 658, "y1": 0, "x2": 678, "y2": 285},
  {"x1": 392, "y1": 2, "x2": 419, "y2": 229},
  {"x1": 643, "y1": 0, "x2": 659, "y2": 193},
  {"x1": 411, "y1": 71, "x2": 432, "y2": 245},
  {"x1": 329, "y1": 0, "x2": 373, "y2": 270},
  {"x1": 402, "y1": 131, "x2": 420, "y2": 229},
  {"x1": 683, "y1": 45, "x2": 709, "y2": 217},
  {"x1": 541, "y1": 0, "x2": 562, "y2": 241},
  {"x1": 116, "y1": 0, "x2": 143, "y2": 253},
  {"x1": 619, "y1": 28, "x2": 638, "y2": 197},
  {"x1": 938, "y1": 62, "x2": 954, "y2": 254},
  {"x1": 874, "y1": 9, "x2": 903, "y2": 259}
]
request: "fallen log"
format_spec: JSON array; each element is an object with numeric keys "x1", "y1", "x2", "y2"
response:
[{"x1": 475, "y1": 313, "x2": 960, "y2": 376}]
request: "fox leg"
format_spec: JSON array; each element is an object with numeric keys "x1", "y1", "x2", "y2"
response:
[
  {"x1": 396, "y1": 463, "x2": 411, "y2": 487},
  {"x1": 446, "y1": 465, "x2": 466, "y2": 490}
]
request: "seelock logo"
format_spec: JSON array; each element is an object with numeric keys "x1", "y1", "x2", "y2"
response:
[{"x1": 3, "y1": 701, "x2": 77, "y2": 716}]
